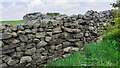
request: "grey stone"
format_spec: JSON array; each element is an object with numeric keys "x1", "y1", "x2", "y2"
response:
[
  {"x1": 37, "y1": 40, "x2": 47, "y2": 48},
  {"x1": 62, "y1": 54, "x2": 71, "y2": 58},
  {"x1": 31, "y1": 29, "x2": 38, "y2": 33},
  {"x1": 9, "y1": 38, "x2": 20, "y2": 44},
  {"x1": 25, "y1": 47, "x2": 36, "y2": 55},
  {"x1": 33, "y1": 39, "x2": 40, "y2": 43},
  {"x1": 45, "y1": 36, "x2": 51, "y2": 42},
  {"x1": 11, "y1": 32, "x2": 17, "y2": 37},
  {"x1": 2, "y1": 56, "x2": 12, "y2": 63},
  {"x1": 17, "y1": 25, "x2": 24, "y2": 30},
  {"x1": 32, "y1": 53, "x2": 42, "y2": 60},
  {"x1": 17, "y1": 31, "x2": 25, "y2": 35},
  {"x1": 46, "y1": 32, "x2": 52, "y2": 36},
  {"x1": 12, "y1": 52, "x2": 23, "y2": 58},
  {"x1": 89, "y1": 26, "x2": 94, "y2": 30},
  {"x1": 71, "y1": 47, "x2": 79, "y2": 51},
  {"x1": 56, "y1": 44, "x2": 62, "y2": 50},
  {"x1": 62, "y1": 26, "x2": 80, "y2": 33},
  {"x1": 25, "y1": 29, "x2": 32, "y2": 33},
  {"x1": 20, "y1": 56, "x2": 32, "y2": 63},
  {"x1": 27, "y1": 34, "x2": 35, "y2": 39},
  {"x1": 7, "y1": 59, "x2": 19, "y2": 66},
  {"x1": 85, "y1": 32, "x2": 89, "y2": 37},
  {"x1": 75, "y1": 41, "x2": 83, "y2": 47},
  {"x1": 53, "y1": 27, "x2": 62, "y2": 34},
  {"x1": 63, "y1": 47, "x2": 72, "y2": 52},
  {"x1": 19, "y1": 35, "x2": 28, "y2": 42},
  {"x1": 36, "y1": 48, "x2": 45, "y2": 53},
  {"x1": 0, "y1": 63, "x2": 8, "y2": 68},
  {"x1": 0, "y1": 33, "x2": 12, "y2": 39},
  {"x1": 35, "y1": 32, "x2": 46, "y2": 38}
]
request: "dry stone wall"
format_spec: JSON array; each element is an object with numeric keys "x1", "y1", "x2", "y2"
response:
[{"x1": 0, "y1": 10, "x2": 114, "y2": 68}]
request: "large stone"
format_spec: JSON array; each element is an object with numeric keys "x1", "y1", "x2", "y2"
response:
[
  {"x1": 25, "y1": 29, "x2": 32, "y2": 33},
  {"x1": 62, "y1": 26, "x2": 81, "y2": 33},
  {"x1": 35, "y1": 32, "x2": 46, "y2": 38},
  {"x1": 2, "y1": 56, "x2": 12, "y2": 63},
  {"x1": 17, "y1": 25, "x2": 24, "y2": 30},
  {"x1": 4, "y1": 38, "x2": 20, "y2": 44},
  {"x1": 71, "y1": 47, "x2": 79, "y2": 51},
  {"x1": 45, "y1": 36, "x2": 52, "y2": 42},
  {"x1": 17, "y1": 31, "x2": 25, "y2": 34},
  {"x1": 20, "y1": 56, "x2": 32, "y2": 63},
  {"x1": 0, "y1": 33, "x2": 12, "y2": 39},
  {"x1": 25, "y1": 47, "x2": 36, "y2": 55},
  {"x1": 11, "y1": 32, "x2": 17, "y2": 37},
  {"x1": 19, "y1": 35, "x2": 28, "y2": 42},
  {"x1": 56, "y1": 44, "x2": 62, "y2": 50},
  {"x1": 63, "y1": 47, "x2": 72, "y2": 52},
  {"x1": 7, "y1": 59, "x2": 19, "y2": 66},
  {"x1": 37, "y1": 40, "x2": 47, "y2": 48},
  {"x1": 53, "y1": 27, "x2": 62, "y2": 34},
  {"x1": 32, "y1": 53, "x2": 42, "y2": 60},
  {"x1": 50, "y1": 39, "x2": 63, "y2": 45}
]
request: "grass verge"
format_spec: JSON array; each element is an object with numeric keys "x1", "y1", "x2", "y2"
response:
[{"x1": 0, "y1": 20, "x2": 24, "y2": 25}]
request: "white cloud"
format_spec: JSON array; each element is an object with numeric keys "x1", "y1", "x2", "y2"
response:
[
  {"x1": 28, "y1": 0, "x2": 41, "y2": 10},
  {"x1": 2, "y1": 2, "x2": 28, "y2": 21}
]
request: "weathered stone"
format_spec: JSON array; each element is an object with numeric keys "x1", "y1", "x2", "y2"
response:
[
  {"x1": 12, "y1": 52, "x2": 23, "y2": 58},
  {"x1": 38, "y1": 28, "x2": 44, "y2": 32},
  {"x1": 56, "y1": 44, "x2": 62, "y2": 50},
  {"x1": 25, "y1": 29, "x2": 32, "y2": 33},
  {"x1": 25, "y1": 47, "x2": 36, "y2": 55},
  {"x1": 17, "y1": 25, "x2": 24, "y2": 30},
  {"x1": 62, "y1": 26, "x2": 81, "y2": 33},
  {"x1": 37, "y1": 40, "x2": 47, "y2": 48},
  {"x1": 51, "y1": 45, "x2": 56, "y2": 50},
  {"x1": 19, "y1": 35, "x2": 28, "y2": 42},
  {"x1": 71, "y1": 47, "x2": 79, "y2": 51},
  {"x1": 35, "y1": 32, "x2": 46, "y2": 38},
  {"x1": 50, "y1": 39, "x2": 63, "y2": 45},
  {"x1": 32, "y1": 53, "x2": 42, "y2": 60},
  {"x1": 17, "y1": 31, "x2": 25, "y2": 34},
  {"x1": 33, "y1": 39, "x2": 40, "y2": 44},
  {"x1": 7, "y1": 59, "x2": 19, "y2": 66},
  {"x1": 62, "y1": 54, "x2": 71, "y2": 58},
  {"x1": 0, "y1": 33, "x2": 12, "y2": 39},
  {"x1": 53, "y1": 27, "x2": 62, "y2": 34},
  {"x1": 20, "y1": 56, "x2": 32, "y2": 63},
  {"x1": 36, "y1": 48, "x2": 45, "y2": 53},
  {"x1": 75, "y1": 41, "x2": 83, "y2": 47},
  {"x1": 5, "y1": 38, "x2": 20, "y2": 44},
  {"x1": 2, "y1": 56, "x2": 12, "y2": 63},
  {"x1": 40, "y1": 19, "x2": 48, "y2": 28},
  {"x1": 63, "y1": 47, "x2": 72, "y2": 52},
  {"x1": 89, "y1": 26, "x2": 94, "y2": 30},
  {"x1": 46, "y1": 32, "x2": 52, "y2": 36},
  {"x1": 45, "y1": 36, "x2": 52, "y2": 42},
  {"x1": 85, "y1": 32, "x2": 89, "y2": 37},
  {"x1": 11, "y1": 32, "x2": 17, "y2": 37},
  {"x1": 0, "y1": 63, "x2": 8, "y2": 68},
  {"x1": 31, "y1": 29, "x2": 38, "y2": 33}
]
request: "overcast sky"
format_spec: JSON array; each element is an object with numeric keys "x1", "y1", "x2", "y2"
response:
[{"x1": 0, "y1": 0, "x2": 115, "y2": 21}]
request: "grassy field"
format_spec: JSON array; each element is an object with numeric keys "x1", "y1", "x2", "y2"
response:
[{"x1": 0, "y1": 20, "x2": 24, "y2": 25}]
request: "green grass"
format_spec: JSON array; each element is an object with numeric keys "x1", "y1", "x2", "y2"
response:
[{"x1": 0, "y1": 20, "x2": 24, "y2": 25}]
